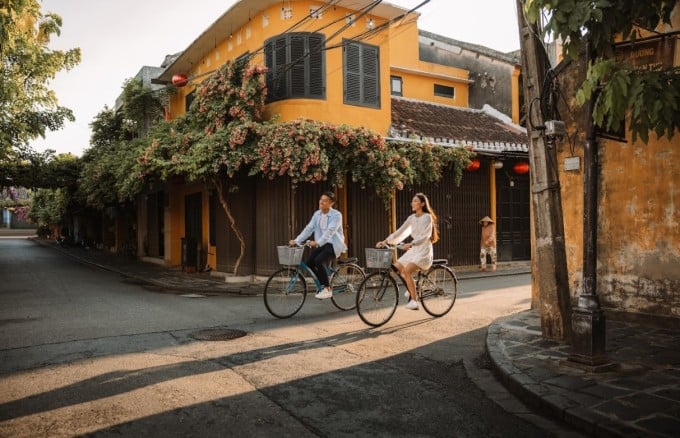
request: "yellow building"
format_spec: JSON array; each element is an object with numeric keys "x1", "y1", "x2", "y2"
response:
[
  {"x1": 554, "y1": 11, "x2": 680, "y2": 323},
  {"x1": 140, "y1": 0, "x2": 525, "y2": 274}
]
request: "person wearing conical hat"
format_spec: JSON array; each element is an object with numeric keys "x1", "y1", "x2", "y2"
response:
[{"x1": 479, "y1": 216, "x2": 496, "y2": 272}]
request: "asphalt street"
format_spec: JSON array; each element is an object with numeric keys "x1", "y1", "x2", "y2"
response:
[{"x1": 0, "y1": 237, "x2": 576, "y2": 437}]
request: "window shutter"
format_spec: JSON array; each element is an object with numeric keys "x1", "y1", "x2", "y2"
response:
[
  {"x1": 274, "y1": 36, "x2": 288, "y2": 100},
  {"x1": 264, "y1": 41, "x2": 274, "y2": 100},
  {"x1": 308, "y1": 34, "x2": 324, "y2": 97},
  {"x1": 264, "y1": 32, "x2": 325, "y2": 102},
  {"x1": 290, "y1": 35, "x2": 306, "y2": 97},
  {"x1": 344, "y1": 42, "x2": 362, "y2": 104},
  {"x1": 362, "y1": 45, "x2": 379, "y2": 106}
]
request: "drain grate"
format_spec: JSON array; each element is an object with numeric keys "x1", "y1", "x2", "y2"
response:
[{"x1": 191, "y1": 328, "x2": 247, "y2": 341}]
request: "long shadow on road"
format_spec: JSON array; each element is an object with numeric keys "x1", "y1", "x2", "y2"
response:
[{"x1": 0, "y1": 320, "x2": 546, "y2": 437}]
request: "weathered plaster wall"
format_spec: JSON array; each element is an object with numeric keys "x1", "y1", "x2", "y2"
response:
[
  {"x1": 418, "y1": 32, "x2": 517, "y2": 118},
  {"x1": 556, "y1": 57, "x2": 680, "y2": 321},
  {"x1": 597, "y1": 135, "x2": 679, "y2": 316}
]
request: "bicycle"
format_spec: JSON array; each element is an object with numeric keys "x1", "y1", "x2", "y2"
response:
[
  {"x1": 355, "y1": 244, "x2": 458, "y2": 327},
  {"x1": 264, "y1": 243, "x2": 366, "y2": 319}
]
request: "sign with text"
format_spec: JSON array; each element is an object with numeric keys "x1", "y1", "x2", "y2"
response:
[{"x1": 614, "y1": 37, "x2": 676, "y2": 70}]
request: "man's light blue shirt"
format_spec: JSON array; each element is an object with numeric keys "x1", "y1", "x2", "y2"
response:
[{"x1": 294, "y1": 207, "x2": 347, "y2": 257}]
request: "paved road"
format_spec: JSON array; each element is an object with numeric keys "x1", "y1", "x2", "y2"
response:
[{"x1": 0, "y1": 238, "x2": 562, "y2": 437}]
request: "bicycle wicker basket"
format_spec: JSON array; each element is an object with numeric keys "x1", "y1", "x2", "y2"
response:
[
  {"x1": 277, "y1": 245, "x2": 304, "y2": 266},
  {"x1": 365, "y1": 248, "x2": 394, "y2": 269}
]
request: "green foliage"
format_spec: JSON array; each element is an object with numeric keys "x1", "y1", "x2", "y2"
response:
[
  {"x1": 1, "y1": 148, "x2": 80, "y2": 190},
  {"x1": 140, "y1": 60, "x2": 472, "y2": 203},
  {"x1": 28, "y1": 187, "x2": 68, "y2": 227},
  {"x1": 120, "y1": 78, "x2": 166, "y2": 138},
  {"x1": 79, "y1": 81, "x2": 167, "y2": 208},
  {"x1": 525, "y1": 0, "x2": 679, "y2": 142},
  {"x1": 0, "y1": 0, "x2": 81, "y2": 156}
]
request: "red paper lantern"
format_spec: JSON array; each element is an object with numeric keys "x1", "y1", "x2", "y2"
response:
[
  {"x1": 466, "y1": 158, "x2": 481, "y2": 172},
  {"x1": 172, "y1": 74, "x2": 188, "y2": 87},
  {"x1": 513, "y1": 162, "x2": 530, "y2": 174}
]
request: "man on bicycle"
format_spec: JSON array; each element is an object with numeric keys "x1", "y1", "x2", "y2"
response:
[{"x1": 289, "y1": 191, "x2": 347, "y2": 299}]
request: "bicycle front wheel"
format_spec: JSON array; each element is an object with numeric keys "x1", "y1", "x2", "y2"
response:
[
  {"x1": 419, "y1": 265, "x2": 457, "y2": 317},
  {"x1": 330, "y1": 263, "x2": 366, "y2": 311},
  {"x1": 264, "y1": 267, "x2": 307, "y2": 318},
  {"x1": 356, "y1": 272, "x2": 398, "y2": 327}
]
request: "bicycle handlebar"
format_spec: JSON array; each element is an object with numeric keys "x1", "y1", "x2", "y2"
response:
[{"x1": 376, "y1": 242, "x2": 405, "y2": 250}]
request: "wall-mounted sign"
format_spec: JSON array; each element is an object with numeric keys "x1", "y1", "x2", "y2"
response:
[{"x1": 614, "y1": 37, "x2": 676, "y2": 71}]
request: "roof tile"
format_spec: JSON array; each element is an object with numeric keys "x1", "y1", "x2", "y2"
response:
[{"x1": 390, "y1": 97, "x2": 528, "y2": 154}]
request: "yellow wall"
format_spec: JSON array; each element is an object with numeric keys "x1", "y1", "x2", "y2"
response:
[
  {"x1": 162, "y1": 1, "x2": 475, "y2": 272},
  {"x1": 511, "y1": 66, "x2": 521, "y2": 124},
  {"x1": 557, "y1": 8, "x2": 680, "y2": 318},
  {"x1": 168, "y1": 2, "x2": 471, "y2": 129},
  {"x1": 165, "y1": 180, "x2": 207, "y2": 267},
  {"x1": 169, "y1": 2, "x2": 402, "y2": 134},
  {"x1": 388, "y1": 18, "x2": 470, "y2": 107}
]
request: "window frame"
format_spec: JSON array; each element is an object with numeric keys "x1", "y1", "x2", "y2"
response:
[
  {"x1": 343, "y1": 38, "x2": 381, "y2": 108},
  {"x1": 390, "y1": 75, "x2": 403, "y2": 96},
  {"x1": 185, "y1": 89, "x2": 195, "y2": 112},
  {"x1": 264, "y1": 32, "x2": 326, "y2": 102},
  {"x1": 434, "y1": 83, "x2": 455, "y2": 99}
]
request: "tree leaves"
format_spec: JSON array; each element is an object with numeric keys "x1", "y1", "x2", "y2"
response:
[
  {"x1": 0, "y1": 0, "x2": 81, "y2": 155},
  {"x1": 526, "y1": 0, "x2": 679, "y2": 143}
]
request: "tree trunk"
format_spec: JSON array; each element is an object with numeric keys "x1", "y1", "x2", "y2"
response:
[
  {"x1": 212, "y1": 176, "x2": 246, "y2": 275},
  {"x1": 516, "y1": 1, "x2": 572, "y2": 341}
]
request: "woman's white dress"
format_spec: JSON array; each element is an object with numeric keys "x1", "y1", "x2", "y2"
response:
[{"x1": 385, "y1": 213, "x2": 434, "y2": 270}]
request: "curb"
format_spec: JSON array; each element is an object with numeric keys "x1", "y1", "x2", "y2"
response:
[
  {"x1": 33, "y1": 237, "x2": 530, "y2": 297},
  {"x1": 485, "y1": 314, "x2": 643, "y2": 437},
  {"x1": 31, "y1": 238, "x2": 261, "y2": 296}
]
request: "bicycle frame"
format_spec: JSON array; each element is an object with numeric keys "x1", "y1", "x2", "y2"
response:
[
  {"x1": 295, "y1": 261, "x2": 348, "y2": 294},
  {"x1": 374, "y1": 264, "x2": 424, "y2": 300}
]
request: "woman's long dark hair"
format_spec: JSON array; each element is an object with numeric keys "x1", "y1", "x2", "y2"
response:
[{"x1": 415, "y1": 193, "x2": 439, "y2": 243}]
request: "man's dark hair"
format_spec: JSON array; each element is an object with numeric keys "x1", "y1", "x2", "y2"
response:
[{"x1": 323, "y1": 191, "x2": 336, "y2": 202}]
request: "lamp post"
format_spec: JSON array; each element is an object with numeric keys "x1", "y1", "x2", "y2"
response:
[{"x1": 568, "y1": 40, "x2": 613, "y2": 370}]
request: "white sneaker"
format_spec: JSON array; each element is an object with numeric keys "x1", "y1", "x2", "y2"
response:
[
  {"x1": 405, "y1": 299, "x2": 419, "y2": 310},
  {"x1": 404, "y1": 290, "x2": 410, "y2": 299},
  {"x1": 315, "y1": 287, "x2": 333, "y2": 299}
]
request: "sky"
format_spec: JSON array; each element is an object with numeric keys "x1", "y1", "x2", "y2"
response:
[{"x1": 33, "y1": 0, "x2": 521, "y2": 157}]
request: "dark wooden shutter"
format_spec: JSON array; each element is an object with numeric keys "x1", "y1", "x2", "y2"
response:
[
  {"x1": 308, "y1": 34, "x2": 325, "y2": 98},
  {"x1": 344, "y1": 42, "x2": 362, "y2": 104},
  {"x1": 290, "y1": 35, "x2": 306, "y2": 97},
  {"x1": 344, "y1": 40, "x2": 379, "y2": 107},
  {"x1": 264, "y1": 40, "x2": 275, "y2": 100},
  {"x1": 362, "y1": 44, "x2": 379, "y2": 106},
  {"x1": 274, "y1": 36, "x2": 288, "y2": 100},
  {"x1": 265, "y1": 32, "x2": 325, "y2": 101}
]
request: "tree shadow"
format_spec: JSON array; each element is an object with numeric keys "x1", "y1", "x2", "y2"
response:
[
  {"x1": 0, "y1": 319, "x2": 433, "y2": 422},
  {"x1": 1, "y1": 324, "x2": 547, "y2": 438}
]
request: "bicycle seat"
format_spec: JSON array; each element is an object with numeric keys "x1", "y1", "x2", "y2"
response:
[
  {"x1": 432, "y1": 259, "x2": 447, "y2": 266},
  {"x1": 338, "y1": 257, "x2": 358, "y2": 264}
]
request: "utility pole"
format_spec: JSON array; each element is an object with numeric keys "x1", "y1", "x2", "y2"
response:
[
  {"x1": 568, "y1": 40, "x2": 611, "y2": 368},
  {"x1": 515, "y1": 0, "x2": 571, "y2": 341}
]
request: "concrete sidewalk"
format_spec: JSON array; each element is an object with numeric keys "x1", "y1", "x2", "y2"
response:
[{"x1": 487, "y1": 310, "x2": 680, "y2": 437}]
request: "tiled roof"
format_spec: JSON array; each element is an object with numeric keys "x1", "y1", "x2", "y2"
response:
[{"x1": 389, "y1": 97, "x2": 528, "y2": 155}]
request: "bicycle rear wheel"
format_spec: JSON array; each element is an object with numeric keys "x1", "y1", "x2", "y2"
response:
[
  {"x1": 264, "y1": 267, "x2": 307, "y2": 318},
  {"x1": 356, "y1": 272, "x2": 398, "y2": 327},
  {"x1": 330, "y1": 263, "x2": 366, "y2": 311},
  {"x1": 419, "y1": 265, "x2": 457, "y2": 317}
]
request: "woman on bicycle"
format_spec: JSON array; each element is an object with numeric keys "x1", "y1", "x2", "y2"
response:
[
  {"x1": 376, "y1": 193, "x2": 439, "y2": 310},
  {"x1": 289, "y1": 191, "x2": 347, "y2": 300}
]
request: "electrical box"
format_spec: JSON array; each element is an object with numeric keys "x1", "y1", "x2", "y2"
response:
[{"x1": 545, "y1": 120, "x2": 566, "y2": 137}]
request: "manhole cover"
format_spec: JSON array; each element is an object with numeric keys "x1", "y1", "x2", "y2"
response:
[{"x1": 191, "y1": 328, "x2": 247, "y2": 341}]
